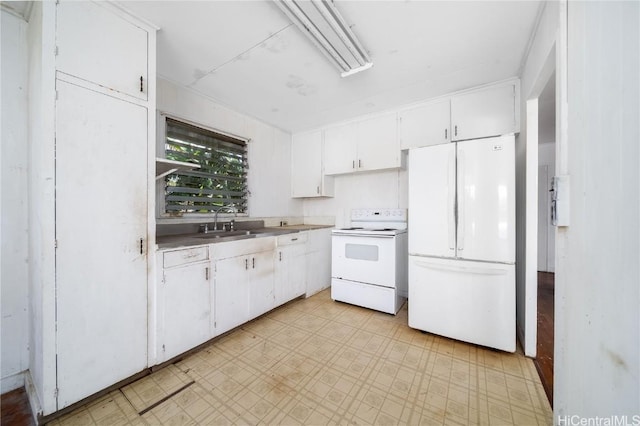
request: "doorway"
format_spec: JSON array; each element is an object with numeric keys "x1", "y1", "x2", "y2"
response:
[{"x1": 534, "y1": 71, "x2": 556, "y2": 404}]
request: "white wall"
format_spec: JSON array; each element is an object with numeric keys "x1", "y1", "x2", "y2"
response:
[
  {"x1": 156, "y1": 78, "x2": 302, "y2": 219},
  {"x1": 555, "y1": 1, "x2": 639, "y2": 418},
  {"x1": 1, "y1": 9, "x2": 30, "y2": 393},
  {"x1": 303, "y1": 169, "x2": 407, "y2": 228},
  {"x1": 516, "y1": 1, "x2": 559, "y2": 356}
]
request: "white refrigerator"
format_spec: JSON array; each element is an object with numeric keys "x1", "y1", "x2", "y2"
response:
[{"x1": 408, "y1": 135, "x2": 516, "y2": 352}]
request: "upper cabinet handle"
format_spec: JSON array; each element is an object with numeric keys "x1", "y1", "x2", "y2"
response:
[
  {"x1": 140, "y1": 76, "x2": 144, "y2": 93},
  {"x1": 445, "y1": 128, "x2": 448, "y2": 139}
]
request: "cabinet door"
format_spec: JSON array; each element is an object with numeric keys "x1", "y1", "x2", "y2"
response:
[
  {"x1": 248, "y1": 251, "x2": 276, "y2": 318},
  {"x1": 399, "y1": 99, "x2": 451, "y2": 149},
  {"x1": 357, "y1": 113, "x2": 400, "y2": 171},
  {"x1": 215, "y1": 256, "x2": 250, "y2": 335},
  {"x1": 55, "y1": 81, "x2": 147, "y2": 408},
  {"x1": 57, "y1": 1, "x2": 148, "y2": 100},
  {"x1": 305, "y1": 229, "x2": 332, "y2": 297},
  {"x1": 451, "y1": 84, "x2": 516, "y2": 141},
  {"x1": 162, "y1": 263, "x2": 211, "y2": 361},
  {"x1": 291, "y1": 131, "x2": 322, "y2": 197},
  {"x1": 324, "y1": 122, "x2": 358, "y2": 175},
  {"x1": 275, "y1": 244, "x2": 306, "y2": 305}
]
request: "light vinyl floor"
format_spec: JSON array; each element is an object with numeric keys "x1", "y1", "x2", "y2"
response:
[{"x1": 49, "y1": 289, "x2": 552, "y2": 425}]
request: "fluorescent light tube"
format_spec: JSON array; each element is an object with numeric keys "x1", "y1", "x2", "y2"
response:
[{"x1": 275, "y1": 0, "x2": 373, "y2": 77}]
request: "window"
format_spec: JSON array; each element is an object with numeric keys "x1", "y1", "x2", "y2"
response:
[{"x1": 164, "y1": 117, "x2": 248, "y2": 214}]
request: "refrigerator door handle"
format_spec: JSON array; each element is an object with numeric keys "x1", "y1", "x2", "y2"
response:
[
  {"x1": 457, "y1": 149, "x2": 465, "y2": 251},
  {"x1": 414, "y1": 260, "x2": 508, "y2": 276},
  {"x1": 448, "y1": 148, "x2": 456, "y2": 251}
]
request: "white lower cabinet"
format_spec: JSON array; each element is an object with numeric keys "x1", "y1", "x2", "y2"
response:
[
  {"x1": 305, "y1": 228, "x2": 333, "y2": 297},
  {"x1": 275, "y1": 233, "x2": 308, "y2": 305},
  {"x1": 156, "y1": 246, "x2": 212, "y2": 363},
  {"x1": 161, "y1": 260, "x2": 211, "y2": 361},
  {"x1": 155, "y1": 230, "x2": 332, "y2": 365},
  {"x1": 213, "y1": 237, "x2": 276, "y2": 334},
  {"x1": 214, "y1": 255, "x2": 251, "y2": 335},
  {"x1": 248, "y1": 250, "x2": 276, "y2": 319}
]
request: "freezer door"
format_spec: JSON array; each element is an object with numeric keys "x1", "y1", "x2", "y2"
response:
[
  {"x1": 457, "y1": 135, "x2": 515, "y2": 263},
  {"x1": 408, "y1": 144, "x2": 456, "y2": 257},
  {"x1": 408, "y1": 256, "x2": 515, "y2": 352}
]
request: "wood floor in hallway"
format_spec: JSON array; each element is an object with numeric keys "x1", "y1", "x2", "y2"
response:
[{"x1": 534, "y1": 271, "x2": 554, "y2": 406}]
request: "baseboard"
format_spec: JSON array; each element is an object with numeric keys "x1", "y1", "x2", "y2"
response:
[
  {"x1": 1, "y1": 370, "x2": 25, "y2": 394},
  {"x1": 24, "y1": 370, "x2": 43, "y2": 424}
]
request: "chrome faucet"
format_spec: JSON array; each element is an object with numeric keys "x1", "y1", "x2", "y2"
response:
[{"x1": 213, "y1": 206, "x2": 238, "y2": 231}]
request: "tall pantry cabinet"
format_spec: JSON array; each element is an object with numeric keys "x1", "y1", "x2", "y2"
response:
[{"x1": 28, "y1": 1, "x2": 156, "y2": 416}]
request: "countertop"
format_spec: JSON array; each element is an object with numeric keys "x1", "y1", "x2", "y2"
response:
[{"x1": 156, "y1": 224, "x2": 333, "y2": 250}]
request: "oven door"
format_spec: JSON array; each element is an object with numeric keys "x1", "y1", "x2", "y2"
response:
[{"x1": 332, "y1": 233, "x2": 396, "y2": 288}]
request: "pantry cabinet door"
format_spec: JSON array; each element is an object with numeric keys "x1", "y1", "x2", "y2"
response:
[
  {"x1": 55, "y1": 81, "x2": 148, "y2": 408},
  {"x1": 56, "y1": 1, "x2": 148, "y2": 100}
]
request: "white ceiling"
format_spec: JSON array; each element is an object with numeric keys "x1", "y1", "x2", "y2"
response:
[{"x1": 123, "y1": 1, "x2": 543, "y2": 133}]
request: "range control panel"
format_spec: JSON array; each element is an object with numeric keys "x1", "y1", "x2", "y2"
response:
[{"x1": 351, "y1": 208, "x2": 407, "y2": 222}]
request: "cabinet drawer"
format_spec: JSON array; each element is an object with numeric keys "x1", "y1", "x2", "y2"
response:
[
  {"x1": 164, "y1": 246, "x2": 209, "y2": 268},
  {"x1": 277, "y1": 232, "x2": 308, "y2": 247}
]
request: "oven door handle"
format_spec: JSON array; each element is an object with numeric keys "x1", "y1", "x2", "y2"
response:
[{"x1": 332, "y1": 232, "x2": 396, "y2": 238}]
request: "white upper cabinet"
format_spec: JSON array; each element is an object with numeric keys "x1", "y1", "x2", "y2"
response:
[
  {"x1": 399, "y1": 99, "x2": 451, "y2": 149},
  {"x1": 291, "y1": 130, "x2": 334, "y2": 198},
  {"x1": 324, "y1": 112, "x2": 401, "y2": 175},
  {"x1": 451, "y1": 84, "x2": 517, "y2": 141},
  {"x1": 56, "y1": 1, "x2": 149, "y2": 100},
  {"x1": 357, "y1": 113, "x2": 401, "y2": 172},
  {"x1": 323, "y1": 122, "x2": 358, "y2": 175}
]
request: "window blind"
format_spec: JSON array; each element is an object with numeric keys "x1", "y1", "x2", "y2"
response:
[{"x1": 164, "y1": 117, "x2": 248, "y2": 214}]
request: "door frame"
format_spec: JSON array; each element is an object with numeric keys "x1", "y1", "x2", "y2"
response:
[{"x1": 523, "y1": 44, "x2": 557, "y2": 357}]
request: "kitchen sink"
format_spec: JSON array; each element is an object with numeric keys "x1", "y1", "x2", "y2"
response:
[
  {"x1": 194, "y1": 230, "x2": 253, "y2": 238},
  {"x1": 193, "y1": 228, "x2": 298, "y2": 239}
]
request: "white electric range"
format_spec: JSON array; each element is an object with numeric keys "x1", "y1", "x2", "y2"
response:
[{"x1": 331, "y1": 208, "x2": 408, "y2": 314}]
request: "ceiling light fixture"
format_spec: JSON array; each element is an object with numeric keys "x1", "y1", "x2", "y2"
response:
[{"x1": 275, "y1": 0, "x2": 373, "y2": 78}]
